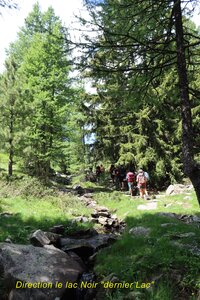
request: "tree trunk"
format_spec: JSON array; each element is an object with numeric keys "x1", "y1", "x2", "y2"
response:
[
  {"x1": 8, "y1": 141, "x2": 13, "y2": 177},
  {"x1": 173, "y1": 0, "x2": 200, "y2": 205},
  {"x1": 8, "y1": 106, "x2": 14, "y2": 177}
]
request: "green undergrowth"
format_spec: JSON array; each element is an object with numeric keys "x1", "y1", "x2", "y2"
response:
[
  {"x1": 0, "y1": 177, "x2": 93, "y2": 244},
  {"x1": 93, "y1": 190, "x2": 200, "y2": 300},
  {"x1": 0, "y1": 176, "x2": 200, "y2": 299},
  {"x1": 0, "y1": 153, "x2": 7, "y2": 171}
]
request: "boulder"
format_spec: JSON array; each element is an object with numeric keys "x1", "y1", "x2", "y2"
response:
[
  {"x1": 60, "y1": 234, "x2": 117, "y2": 259},
  {"x1": 30, "y1": 229, "x2": 51, "y2": 247},
  {"x1": 0, "y1": 243, "x2": 85, "y2": 300},
  {"x1": 166, "y1": 183, "x2": 193, "y2": 195},
  {"x1": 166, "y1": 184, "x2": 175, "y2": 195}
]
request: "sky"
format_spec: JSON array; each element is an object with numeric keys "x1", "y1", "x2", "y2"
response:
[
  {"x1": 0, "y1": 0, "x2": 85, "y2": 71},
  {"x1": 0, "y1": 0, "x2": 199, "y2": 72}
]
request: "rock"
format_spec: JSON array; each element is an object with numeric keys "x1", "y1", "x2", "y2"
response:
[
  {"x1": 73, "y1": 216, "x2": 89, "y2": 223},
  {"x1": 77, "y1": 272, "x2": 97, "y2": 300},
  {"x1": 166, "y1": 184, "x2": 175, "y2": 195},
  {"x1": 5, "y1": 238, "x2": 13, "y2": 243},
  {"x1": 112, "y1": 220, "x2": 120, "y2": 228},
  {"x1": 86, "y1": 201, "x2": 97, "y2": 208},
  {"x1": 0, "y1": 243, "x2": 85, "y2": 300},
  {"x1": 166, "y1": 183, "x2": 192, "y2": 195},
  {"x1": 98, "y1": 216, "x2": 108, "y2": 225},
  {"x1": 54, "y1": 173, "x2": 70, "y2": 185},
  {"x1": 95, "y1": 206, "x2": 109, "y2": 212},
  {"x1": 92, "y1": 210, "x2": 111, "y2": 218},
  {"x1": 171, "y1": 241, "x2": 200, "y2": 256},
  {"x1": 164, "y1": 203, "x2": 173, "y2": 208},
  {"x1": 8, "y1": 289, "x2": 49, "y2": 300},
  {"x1": 91, "y1": 212, "x2": 100, "y2": 218},
  {"x1": 60, "y1": 234, "x2": 117, "y2": 259},
  {"x1": 72, "y1": 185, "x2": 84, "y2": 195},
  {"x1": 157, "y1": 212, "x2": 177, "y2": 219},
  {"x1": 49, "y1": 225, "x2": 65, "y2": 234},
  {"x1": 67, "y1": 228, "x2": 98, "y2": 239},
  {"x1": 106, "y1": 218, "x2": 115, "y2": 226},
  {"x1": 191, "y1": 215, "x2": 200, "y2": 223},
  {"x1": 82, "y1": 193, "x2": 94, "y2": 198},
  {"x1": 0, "y1": 212, "x2": 14, "y2": 217},
  {"x1": 178, "y1": 232, "x2": 195, "y2": 238},
  {"x1": 129, "y1": 226, "x2": 151, "y2": 237},
  {"x1": 83, "y1": 217, "x2": 90, "y2": 223},
  {"x1": 90, "y1": 217, "x2": 99, "y2": 223},
  {"x1": 137, "y1": 202, "x2": 157, "y2": 210},
  {"x1": 44, "y1": 232, "x2": 62, "y2": 245},
  {"x1": 183, "y1": 196, "x2": 192, "y2": 200},
  {"x1": 30, "y1": 229, "x2": 51, "y2": 247},
  {"x1": 186, "y1": 184, "x2": 193, "y2": 190},
  {"x1": 67, "y1": 251, "x2": 87, "y2": 270},
  {"x1": 155, "y1": 194, "x2": 166, "y2": 198},
  {"x1": 87, "y1": 253, "x2": 98, "y2": 266},
  {"x1": 161, "y1": 223, "x2": 177, "y2": 227}
]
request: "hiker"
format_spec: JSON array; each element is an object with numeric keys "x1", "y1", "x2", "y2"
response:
[
  {"x1": 100, "y1": 164, "x2": 105, "y2": 173},
  {"x1": 119, "y1": 165, "x2": 127, "y2": 190},
  {"x1": 99, "y1": 164, "x2": 105, "y2": 180},
  {"x1": 109, "y1": 164, "x2": 115, "y2": 183},
  {"x1": 96, "y1": 165, "x2": 101, "y2": 182},
  {"x1": 136, "y1": 169, "x2": 149, "y2": 199},
  {"x1": 114, "y1": 166, "x2": 121, "y2": 190},
  {"x1": 126, "y1": 169, "x2": 136, "y2": 196}
]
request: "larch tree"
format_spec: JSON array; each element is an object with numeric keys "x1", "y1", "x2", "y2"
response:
[
  {"x1": 0, "y1": 57, "x2": 23, "y2": 176},
  {"x1": 5, "y1": 4, "x2": 72, "y2": 178},
  {"x1": 76, "y1": 0, "x2": 200, "y2": 203}
]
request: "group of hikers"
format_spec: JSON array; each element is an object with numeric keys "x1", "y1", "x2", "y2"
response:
[
  {"x1": 90, "y1": 164, "x2": 150, "y2": 199},
  {"x1": 109, "y1": 164, "x2": 150, "y2": 199}
]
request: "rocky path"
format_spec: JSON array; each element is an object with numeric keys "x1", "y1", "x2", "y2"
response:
[{"x1": 0, "y1": 187, "x2": 126, "y2": 300}]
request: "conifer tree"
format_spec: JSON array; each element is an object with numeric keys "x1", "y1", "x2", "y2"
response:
[
  {"x1": 76, "y1": 0, "x2": 200, "y2": 199},
  {"x1": 0, "y1": 58, "x2": 22, "y2": 176},
  {"x1": 3, "y1": 4, "x2": 72, "y2": 178}
]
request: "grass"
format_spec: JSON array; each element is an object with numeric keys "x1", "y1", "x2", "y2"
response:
[
  {"x1": 0, "y1": 175, "x2": 199, "y2": 299},
  {"x1": 0, "y1": 177, "x2": 93, "y2": 244},
  {"x1": 92, "y1": 189, "x2": 200, "y2": 300}
]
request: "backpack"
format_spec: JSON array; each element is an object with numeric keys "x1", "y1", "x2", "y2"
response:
[
  {"x1": 144, "y1": 171, "x2": 150, "y2": 181},
  {"x1": 120, "y1": 167, "x2": 126, "y2": 177},
  {"x1": 138, "y1": 172, "x2": 146, "y2": 184},
  {"x1": 127, "y1": 172, "x2": 135, "y2": 182}
]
